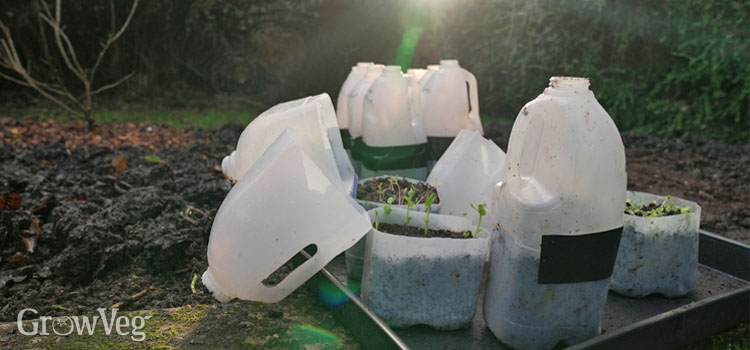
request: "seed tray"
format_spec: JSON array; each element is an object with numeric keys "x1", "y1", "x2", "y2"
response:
[{"x1": 317, "y1": 230, "x2": 750, "y2": 349}]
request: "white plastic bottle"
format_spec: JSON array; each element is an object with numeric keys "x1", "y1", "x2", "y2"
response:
[
  {"x1": 484, "y1": 77, "x2": 626, "y2": 349},
  {"x1": 419, "y1": 64, "x2": 440, "y2": 90},
  {"x1": 205, "y1": 130, "x2": 372, "y2": 303},
  {"x1": 419, "y1": 59, "x2": 483, "y2": 138},
  {"x1": 221, "y1": 94, "x2": 354, "y2": 194},
  {"x1": 356, "y1": 65, "x2": 428, "y2": 179},
  {"x1": 348, "y1": 64, "x2": 385, "y2": 141},
  {"x1": 362, "y1": 66, "x2": 425, "y2": 147},
  {"x1": 336, "y1": 62, "x2": 373, "y2": 146}
]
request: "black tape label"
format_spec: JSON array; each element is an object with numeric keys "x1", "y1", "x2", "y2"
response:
[{"x1": 538, "y1": 227, "x2": 623, "y2": 284}]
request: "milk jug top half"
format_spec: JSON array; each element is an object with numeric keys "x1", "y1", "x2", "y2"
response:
[
  {"x1": 493, "y1": 76, "x2": 627, "y2": 250},
  {"x1": 362, "y1": 65, "x2": 427, "y2": 147},
  {"x1": 348, "y1": 64, "x2": 385, "y2": 140},
  {"x1": 336, "y1": 62, "x2": 373, "y2": 130},
  {"x1": 420, "y1": 59, "x2": 483, "y2": 137}
]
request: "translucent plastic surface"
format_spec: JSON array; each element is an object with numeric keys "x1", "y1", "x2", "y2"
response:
[
  {"x1": 361, "y1": 208, "x2": 489, "y2": 330},
  {"x1": 336, "y1": 62, "x2": 372, "y2": 130},
  {"x1": 347, "y1": 176, "x2": 441, "y2": 279},
  {"x1": 221, "y1": 94, "x2": 355, "y2": 193},
  {"x1": 419, "y1": 65, "x2": 440, "y2": 90},
  {"x1": 348, "y1": 64, "x2": 384, "y2": 139},
  {"x1": 611, "y1": 191, "x2": 701, "y2": 298},
  {"x1": 362, "y1": 66, "x2": 427, "y2": 147},
  {"x1": 484, "y1": 77, "x2": 627, "y2": 349},
  {"x1": 406, "y1": 68, "x2": 427, "y2": 83},
  {"x1": 419, "y1": 60, "x2": 483, "y2": 137},
  {"x1": 427, "y1": 130, "x2": 505, "y2": 228},
  {"x1": 203, "y1": 131, "x2": 372, "y2": 303}
]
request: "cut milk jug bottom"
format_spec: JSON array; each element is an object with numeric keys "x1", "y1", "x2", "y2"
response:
[{"x1": 483, "y1": 234, "x2": 609, "y2": 349}]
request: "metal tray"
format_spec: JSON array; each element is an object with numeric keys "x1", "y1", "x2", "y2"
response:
[{"x1": 315, "y1": 230, "x2": 749, "y2": 349}]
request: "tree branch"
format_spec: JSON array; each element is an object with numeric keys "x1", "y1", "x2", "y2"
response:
[{"x1": 90, "y1": 0, "x2": 139, "y2": 83}]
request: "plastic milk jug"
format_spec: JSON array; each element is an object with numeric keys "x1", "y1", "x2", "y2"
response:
[
  {"x1": 337, "y1": 62, "x2": 373, "y2": 147},
  {"x1": 355, "y1": 65, "x2": 428, "y2": 180},
  {"x1": 419, "y1": 59, "x2": 483, "y2": 162},
  {"x1": 483, "y1": 77, "x2": 627, "y2": 349}
]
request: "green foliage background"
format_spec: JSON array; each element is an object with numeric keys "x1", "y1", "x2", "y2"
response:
[
  {"x1": 435, "y1": 0, "x2": 749, "y2": 142},
  {"x1": 0, "y1": 0, "x2": 747, "y2": 142}
]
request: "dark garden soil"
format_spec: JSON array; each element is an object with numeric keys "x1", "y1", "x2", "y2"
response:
[
  {"x1": 377, "y1": 223, "x2": 469, "y2": 239},
  {"x1": 357, "y1": 177, "x2": 439, "y2": 204},
  {"x1": 0, "y1": 118, "x2": 747, "y2": 324},
  {"x1": 0, "y1": 118, "x2": 243, "y2": 322}
]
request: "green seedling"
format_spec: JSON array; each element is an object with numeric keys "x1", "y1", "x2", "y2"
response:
[
  {"x1": 383, "y1": 196, "x2": 395, "y2": 224},
  {"x1": 51, "y1": 305, "x2": 69, "y2": 311},
  {"x1": 463, "y1": 231, "x2": 471, "y2": 238},
  {"x1": 624, "y1": 195, "x2": 691, "y2": 217},
  {"x1": 423, "y1": 192, "x2": 437, "y2": 236},
  {"x1": 191, "y1": 273, "x2": 198, "y2": 294},
  {"x1": 470, "y1": 203, "x2": 487, "y2": 238},
  {"x1": 404, "y1": 188, "x2": 416, "y2": 226},
  {"x1": 376, "y1": 182, "x2": 386, "y2": 203},
  {"x1": 388, "y1": 175, "x2": 402, "y2": 204},
  {"x1": 374, "y1": 209, "x2": 380, "y2": 230},
  {"x1": 145, "y1": 154, "x2": 164, "y2": 164}
]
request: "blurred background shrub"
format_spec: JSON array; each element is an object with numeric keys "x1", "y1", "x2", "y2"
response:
[{"x1": 0, "y1": 0, "x2": 747, "y2": 142}]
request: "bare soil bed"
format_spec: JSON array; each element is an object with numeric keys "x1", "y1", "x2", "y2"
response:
[{"x1": 0, "y1": 118, "x2": 746, "y2": 324}]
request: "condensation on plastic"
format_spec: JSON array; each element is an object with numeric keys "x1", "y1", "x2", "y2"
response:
[
  {"x1": 362, "y1": 66, "x2": 427, "y2": 147},
  {"x1": 484, "y1": 77, "x2": 627, "y2": 350},
  {"x1": 348, "y1": 64, "x2": 385, "y2": 140},
  {"x1": 336, "y1": 62, "x2": 373, "y2": 130},
  {"x1": 427, "y1": 129, "x2": 505, "y2": 228},
  {"x1": 360, "y1": 208, "x2": 489, "y2": 330},
  {"x1": 221, "y1": 94, "x2": 355, "y2": 194},
  {"x1": 611, "y1": 191, "x2": 701, "y2": 298},
  {"x1": 203, "y1": 130, "x2": 372, "y2": 303},
  {"x1": 419, "y1": 60, "x2": 483, "y2": 137},
  {"x1": 346, "y1": 176, "x2": 441, "y2": 279}
]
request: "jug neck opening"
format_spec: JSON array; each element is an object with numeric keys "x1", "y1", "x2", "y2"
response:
[
  {"x1": 548, "y1": 77, "x2": 590, "y2": 91},
  {"x1": 440, "y1": 59, "x2": 460, "y2": 67}
]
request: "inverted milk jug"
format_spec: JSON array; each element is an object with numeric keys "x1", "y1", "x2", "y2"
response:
[
  {"x1": 419, "y1": 59, "x2": 483, "y2": 163},
  {"x1": 484, "y1": 77, "x2": 627, "y2": 349},
  {"x1": 355, "y1": 65, "x2": 429, "y2": 180}
]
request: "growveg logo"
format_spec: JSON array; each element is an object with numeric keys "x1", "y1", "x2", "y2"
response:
[{"x1": 17, "y1": 308, "x2": 152, "y2": 341}]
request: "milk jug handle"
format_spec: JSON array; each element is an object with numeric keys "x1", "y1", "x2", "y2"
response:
[{"x1": 462, "y1": 69, "x2": 483, "y2": 135}]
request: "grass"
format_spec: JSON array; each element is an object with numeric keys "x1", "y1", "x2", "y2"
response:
[
  {"x1": 5, "y1": 97, "x2": 511, "y2": 130},
  {"x1": 13, "y1": 106, "x2": 257, "y2": 130}
]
